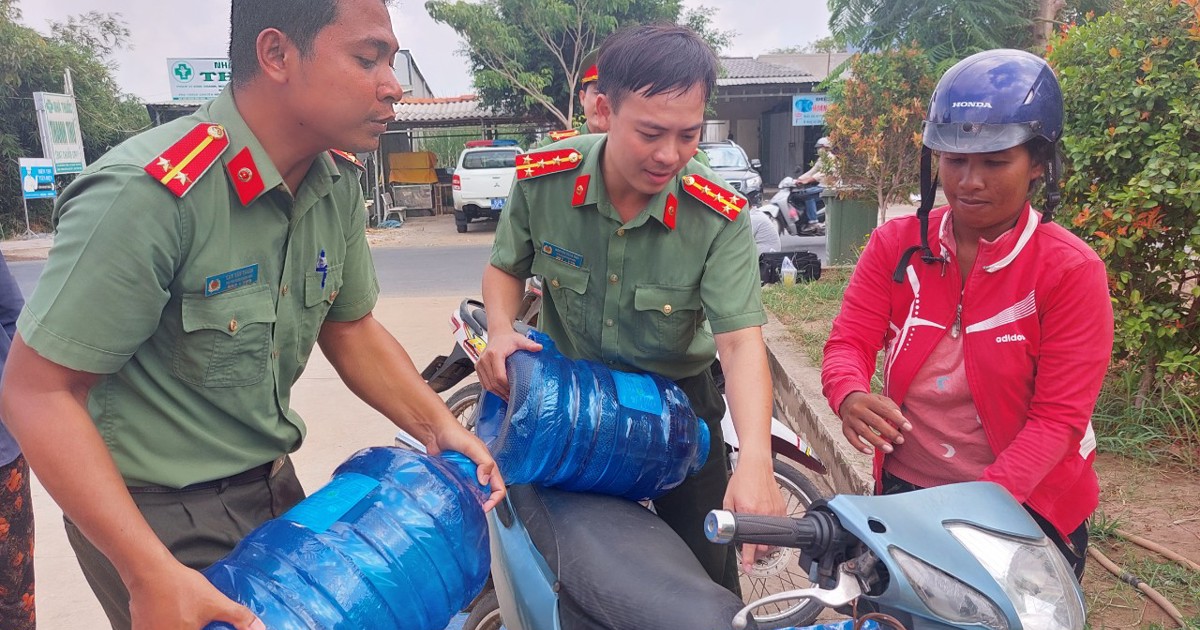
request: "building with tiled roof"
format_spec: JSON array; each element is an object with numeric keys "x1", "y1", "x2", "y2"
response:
[{"x1": 710, "y1": 54, "x2": 851, "y2": 184}]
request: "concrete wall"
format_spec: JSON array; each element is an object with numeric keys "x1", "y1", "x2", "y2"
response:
[{"x1": 762, "y1": 314, "x2": 874, "y2": 496}]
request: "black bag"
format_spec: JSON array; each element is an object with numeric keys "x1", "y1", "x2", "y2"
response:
[{"x1": 759, "y1": 250, "x2": 821, "y2": 284}]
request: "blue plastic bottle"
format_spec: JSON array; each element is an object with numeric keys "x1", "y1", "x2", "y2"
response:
[
  {"x1": 476, "y1": 330, "x2": 710, "y2": 501},
  {"x1": 203, "y1": 447, "x2": 490, "y2": 630}
]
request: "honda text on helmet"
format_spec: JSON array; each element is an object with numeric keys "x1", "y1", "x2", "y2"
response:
[{"x1": 896, "y1": 48, "x2": 1064, "y2": 281}]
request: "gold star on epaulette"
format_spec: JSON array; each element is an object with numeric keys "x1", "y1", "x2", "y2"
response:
[
  {"x1": 682, "y1": 173, "x2": 746, "y2": 221},
  {"x1": 516, "y1": 148, "x2": 583, "y2": 180},
  {"x1": 143, "y1": 123, "x2": 230, "y2": 198}
]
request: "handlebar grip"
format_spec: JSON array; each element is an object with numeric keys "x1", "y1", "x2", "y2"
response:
[{"x1": 705, "y1": 510, "x2": 829, "y2": 549}]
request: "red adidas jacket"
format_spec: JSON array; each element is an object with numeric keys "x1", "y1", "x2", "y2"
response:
[{"x1": 823, "y1": 204, "x2": 1113, "y2": 537}]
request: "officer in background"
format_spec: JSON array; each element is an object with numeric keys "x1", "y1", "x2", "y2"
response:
[
  {"x1": 0, "y1": 1, "x2": 503, "y2": 628},
  {"x1": 478, "y1": 24, "x2": 784, "y2": 596},
  {"x1": 538, "y1": 48, "x2": 603, "y2": 147}
]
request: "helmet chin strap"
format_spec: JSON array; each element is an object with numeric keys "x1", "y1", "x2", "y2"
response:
[
  {"x1": 1041, "y1": 146, "x2": 1061, "y2": 224},
  {"x1": 893, "y1": 146, "x2": 947, "y2": 283}
]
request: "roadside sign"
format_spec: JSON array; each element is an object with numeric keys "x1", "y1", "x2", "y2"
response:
[
  {"x1": 33, "y1": 92, "x2": 86, "y2": 174},
  {"x1": 792, "y1": 93, "x2": 830, "y2": 127},
  {"x1": 168, "y1": 58, "x2": 231, "y2": 101},
  {"x1": 18, "y1": 158, "x2": 56, "y2": 200}
]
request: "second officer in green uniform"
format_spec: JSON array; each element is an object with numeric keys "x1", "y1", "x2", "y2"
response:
[{"x1": 479, "y1": 24, "x2": 783, "y2": 595}]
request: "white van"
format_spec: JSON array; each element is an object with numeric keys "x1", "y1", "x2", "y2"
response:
[{"x1": 451, "y1": 140, "x2": 524, "y2": 233}]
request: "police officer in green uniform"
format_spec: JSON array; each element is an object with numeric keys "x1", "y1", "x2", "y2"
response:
[
  {"x1": 0, "y1": 1, "x2": 503, "y2": 628},
  {"x1": 536, "y1": 49, "x2": 602, "y2": 148},
  {"x1": 479, "y1": 24, "x2": 783, "y2": 595}
]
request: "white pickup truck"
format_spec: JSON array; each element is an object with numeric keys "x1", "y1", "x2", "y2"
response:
[{"x1": 451, "y1": 140, "x2": 523, "y2": 233}]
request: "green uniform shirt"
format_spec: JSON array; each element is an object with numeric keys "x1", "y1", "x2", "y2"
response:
[
  {"x1": 491, "y1": 134, "x2": 766, "y2": 380},
  {"x1": 17, "y1": 88, "x2": 379, "y2": 487}
]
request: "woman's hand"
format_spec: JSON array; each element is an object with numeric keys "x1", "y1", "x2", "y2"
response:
[{"x1": 838, "y1": 391, "x2": 911, "y2": 455}]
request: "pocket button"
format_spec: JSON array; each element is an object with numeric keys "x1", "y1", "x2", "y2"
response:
[
  {"x1": 229, "y1": 318, "x2": 239, "y2": 333},
  {"x1": 663, "y1": 304, "x2": 673, "y2": 315}
]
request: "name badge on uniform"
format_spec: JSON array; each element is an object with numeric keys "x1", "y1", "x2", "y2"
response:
[
  {"x1": 541, "y1": 241, "x2": 584, "y2": 268},
  {"x1": 205, "y1": 264, "x2": 259, "y2": 297}
]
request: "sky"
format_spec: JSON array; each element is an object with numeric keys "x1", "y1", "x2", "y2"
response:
[{"x1": 18, "y1": 0, "x2": 831, "y2": 102}]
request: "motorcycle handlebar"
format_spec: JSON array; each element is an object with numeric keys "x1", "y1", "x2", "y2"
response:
[{"x1": 705, "y1": 510, "x2": 838, "y2": 550}]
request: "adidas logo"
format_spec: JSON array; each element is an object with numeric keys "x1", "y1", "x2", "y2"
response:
[
  {"x1": 952, "y1": 101, "x2": 992, "y2": 108},
  {"x1": 995, "y1": 334, "x2": 1027, "y2": 343}
]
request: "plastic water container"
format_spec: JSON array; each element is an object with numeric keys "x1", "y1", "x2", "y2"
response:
[
  {"x1": 476, "y1": 330, "x2": 710, "y2": 501},
  {"x1": 203, "y1": 447, "x2": 490, "y2": 630}
]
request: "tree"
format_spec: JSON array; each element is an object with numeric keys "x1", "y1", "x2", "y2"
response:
[
  {"x1": 0, "y1": 2, "x2": 149, "y2": 233},
  {"x1": 770, "y1": 36, "x2": 841, "y2": 55},
  {"x1": 1048, "y1": 0, "x2": 1200, "y2": 402},
  {"x1": 822, "y1": 46, "x2": 936, "y2": 224},
  {"x1": 426, "y1": 0, "x2": 731, "y2": 127},
  {"x1": 827, "y1": 0, "x2": 1116, "y2": 65}
]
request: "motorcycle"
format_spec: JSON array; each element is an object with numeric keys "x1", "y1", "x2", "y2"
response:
[
  {"x1": 707, "y1": 482, "x2": 1087, "y2": 630},
  {"x1": 760, "y1": 177, "x2": 825, "y2": 238},
  {"x1": 393, "y1": 427, "x2": 754, "y2": 630},
  {"x1": 419, "y1": 291, "x2": 830, "y2": 629}
]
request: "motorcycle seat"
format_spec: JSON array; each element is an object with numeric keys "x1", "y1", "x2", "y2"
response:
[{"x1": 507, "y1": 483, "x2": 754, "y2": 630}]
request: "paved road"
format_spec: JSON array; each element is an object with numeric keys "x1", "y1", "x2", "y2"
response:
[
  {"x1": 10, "y1": 244, "x2": 493, "y2": 299},
  {"x1": 11, "y1": 236, "x2": 827, "y2": 299}
]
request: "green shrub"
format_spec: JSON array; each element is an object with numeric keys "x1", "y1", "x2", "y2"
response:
[
  {"x1": 1049, "y1": 0, "x2": 1200, "y2": 401},
  {"x1": 823, "y1": 47, "x2": 937, "y2": 225}
]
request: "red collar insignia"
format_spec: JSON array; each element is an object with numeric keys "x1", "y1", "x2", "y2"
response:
[
  {"x1": 663, "y1": 194, "x2": 678, "y2": 230},
  {"x1": 572, "y1": 174, "x2": 590, "y2": 206},
  {"x1": 330, "y1": 149, "x2": 364, "y2": 170}
]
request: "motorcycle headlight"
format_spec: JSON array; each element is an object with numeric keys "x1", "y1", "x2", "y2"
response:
[
  {"x1": 745, "y1": 175, "x2": 762, "y2": 190},
  {"x1": 890, "y1": 547, "x2": 1009, "y2": 629},
  {"x1": 948, "y1": 524, "x2": 1086, "y2": 630}
]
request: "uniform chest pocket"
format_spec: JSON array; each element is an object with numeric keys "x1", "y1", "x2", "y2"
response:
[
  {"x1": 531, "y1": 253, "x2": 592, "y2": 338},
  {"x1": 305, "y1": 263, "x2": 344, "y2": 308},
  {"x1": 174, "y1": 284, "x2": 277, "y2": 388},
  {"x1": 299, "y1": 263, "x2": 344, "y2": 352},
  {"x1": 633, "y1": 285, "x2": 701, "y2": 355}
]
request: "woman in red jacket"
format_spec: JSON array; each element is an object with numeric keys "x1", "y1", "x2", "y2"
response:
[{"x1": 822, "y1": 49, "x2": 1113, "y2": 579}]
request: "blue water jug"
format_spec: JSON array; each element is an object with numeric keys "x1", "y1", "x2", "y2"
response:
[
  {"x1": 203, "y1": 447, "x2": 490, "y2": 630},
  {"x1": 476, "y1": 330, "x2": 710, "y2": 501}
]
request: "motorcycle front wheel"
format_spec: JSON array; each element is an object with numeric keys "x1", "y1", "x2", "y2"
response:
[
  {"x1": 447, "y1": 382, "x2": 483, "y2": 432},
  {"x1": 463, "y1": 589, "x2": 503, "y2": 630},
  {"x1": 735, "y1": 458, "x2": 827, "y2": 628}
]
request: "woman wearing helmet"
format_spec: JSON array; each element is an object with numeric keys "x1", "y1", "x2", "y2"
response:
[{"x1": 821, "y1": 49, "x2": 1113, "y2": 578}]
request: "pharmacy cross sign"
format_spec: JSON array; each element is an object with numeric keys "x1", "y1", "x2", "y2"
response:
[{"x1": 173, "y1": 62, "x2": 194, "y2": 83}]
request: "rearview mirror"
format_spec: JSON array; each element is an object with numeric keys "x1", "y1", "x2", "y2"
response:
[{"x1": 750, "y1": 159, "x2": 762, "y2": 170}]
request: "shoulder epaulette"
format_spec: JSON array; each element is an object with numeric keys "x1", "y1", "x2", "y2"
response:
[
  {"x1": 516, "y1": 148, "x2": 583, "y2": 180},
  {"x1": 143, "y1": 123, "x2": 230, "y2": 198},
  {"x1": 330, "y1": 150, "x2": 364, "y2": 170},
  {"x1": 548, "y1": 129, "x2": 580, "y2": 142},
  {"x1": 681, "y1": 173, "x2": 746, "y2": 221}
]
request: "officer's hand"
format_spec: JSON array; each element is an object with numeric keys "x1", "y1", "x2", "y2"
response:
[
  {"x1": 476, "y1": 329, "x2": 542, "y2": 400},
  {"x1": 724, "y1": 455, "x2": 785, "y2": 570},
  {"x1": 428, "y1": 422, "x2": 507, "y2": 512},
  {"x1": 838, "y1": 391, "x2": 911, "y2": 456},
  {"x1": 127, "y1": 558, "x2": 264, "y2": 630}
]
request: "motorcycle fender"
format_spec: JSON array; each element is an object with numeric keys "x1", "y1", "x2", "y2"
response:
[
  {"x1": 722, "y1": 411, "x2": 828, "y2": 475},
  {"x1": 422, "y1": 343, "x2": 476, "y2": 393},
  {"x1": 487, "y1": 505, "x2": 561, "y2": 630}
]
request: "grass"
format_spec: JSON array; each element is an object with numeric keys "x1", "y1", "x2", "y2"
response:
[
  {"x1": 760, "y1": 268, "x2": 852, "y2": 366},
  {"x1": 1092, "y1": 363, "x2": 1200, "y2": 470}
]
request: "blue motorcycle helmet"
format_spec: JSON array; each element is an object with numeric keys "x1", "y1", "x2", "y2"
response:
[{"x1": 896, "y1": 49, "x2": 1064, "y2": 281}]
